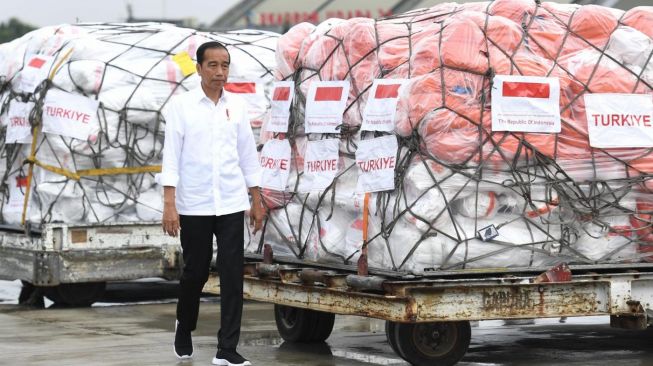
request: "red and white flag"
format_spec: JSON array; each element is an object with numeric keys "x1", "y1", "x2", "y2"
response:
[
  {"x1": 18, "y1": 55, "x2": 55, "y2": 93},
  {"x1": 305, "y1": 80, "x2": 350, "y2": 133},
  {"x1": 267, "y1": 81, "x2": 295, "y2": 133},
  {"x1": 225, "y1": 79, "x2": 267, "y2": 128},
  {"x1": 361, "y1": 79, "x2": 406, "y2": 132},
  {"x1": 491, "y1": 75, "x2": 561, "y2": 133}
]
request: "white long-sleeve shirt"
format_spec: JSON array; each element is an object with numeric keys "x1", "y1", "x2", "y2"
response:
[{"x1": 160, "y1": 87, "x2": 261, "y2": 216}]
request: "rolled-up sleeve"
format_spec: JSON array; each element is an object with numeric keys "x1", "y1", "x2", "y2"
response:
[
  {"x1": 237, "y1": 104, "x2": 262, "y2": 188},
  {"x1": 161, "y1": 100, "x2": 183, "y2": 187}
]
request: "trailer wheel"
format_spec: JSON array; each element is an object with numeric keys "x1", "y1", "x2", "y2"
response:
[
  {"x1": 44, "y1": 282, "x2": 106, "y2": 307},
  {"x1": 393, "y1": 321, "x2": 471, "y2": 366},
  {"x1": 274, "y1": 304, "x2": 335, "y2": 342},
  {"x1": 385, "y1": 321, "x2": 406, "y2": 360}
]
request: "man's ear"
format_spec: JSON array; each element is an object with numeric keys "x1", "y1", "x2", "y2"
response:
[{"x1": 196, "y1": 62, "x2": 201, "y2": 74}]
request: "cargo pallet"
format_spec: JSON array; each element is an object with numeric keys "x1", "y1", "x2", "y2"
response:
[{"x1": 206, "y1": 248, "x2": 653, "y2": 366}]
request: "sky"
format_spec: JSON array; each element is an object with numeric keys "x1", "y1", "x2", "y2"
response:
[{"x1": 1, "y1": 0, "x2": 240, "y2": 28}]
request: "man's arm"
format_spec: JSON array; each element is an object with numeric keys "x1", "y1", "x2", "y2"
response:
[
  {"x1": 161, "y1": 101, "x2": 183, "y2": 237},
  {"x1": 236, "y1": 103, "x2": 265, "y2": 234},
  {"x1": 248, "y1": 186, "x2": 264, "y2": 234},
  {"x1": 163, "y1": 186, "x2": 179, "y2": 237}
]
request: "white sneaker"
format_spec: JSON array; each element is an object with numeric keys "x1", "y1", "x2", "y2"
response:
[
  {"x1": 212, "y1": 349, "x2": 251, "y2": 366},
  {"x1": 173, "y1": 320, "x2": 193, "y2": 360}
]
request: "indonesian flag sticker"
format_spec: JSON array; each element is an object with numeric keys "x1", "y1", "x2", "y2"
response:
[
  {"x1": 362, "y1": 79, "x2": 407, "y2": 132},
  {"x1": 491, "y1": 75, "x2": 561, "y2": 133},
  {"x1": 267, "y1": 81, "x2": 295, "y2": 133},
  {"x1": 305, "y1": 80, "x2": 350, "y2": 134}
]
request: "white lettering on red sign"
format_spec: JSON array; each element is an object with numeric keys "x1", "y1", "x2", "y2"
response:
[
  {"x1": 356, "y1": 135, "x2": 398, "y2": 193},
  {"x1": 585, "y1": 93, "x2": 653, "y2": 148}
]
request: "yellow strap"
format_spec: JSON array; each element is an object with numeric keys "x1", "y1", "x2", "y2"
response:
[
  {"x1": 24, "y1": 158, "x2": 162, "y2": 181},
  {"x1": 77, "y1": 165, "x2": 162, "y2": 177}
]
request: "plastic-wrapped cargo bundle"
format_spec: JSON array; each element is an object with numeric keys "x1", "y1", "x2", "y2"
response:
[
  {"x1": 254, "y1": 2, "x2": 653, "y2": 274},
  {"x1": 0, "y1": 23, "x2": 279, "y2": 225}
]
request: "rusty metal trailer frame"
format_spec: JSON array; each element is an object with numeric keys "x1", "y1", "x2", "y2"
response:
[
  {"x1": 0, "y1": 222, "x2": 182, "y2": 287},
  {"x1": 206, "y1": 259, "x2": 653, "y2": 326},
  {"x1": 205, "y1": 258, "x2": 653, "y2": 365}
]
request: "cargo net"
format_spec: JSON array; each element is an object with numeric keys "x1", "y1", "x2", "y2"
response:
[
  {"x1": 0, "y1": 23, "x2": 278, "y2": 226},
  {"x1": 249, "y1": 1, "x2": 653, "y2": 274}
]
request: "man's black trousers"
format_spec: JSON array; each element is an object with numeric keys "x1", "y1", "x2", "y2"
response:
[{"x1": 176, "y1": 211, "x2": 245, "y2": 350}]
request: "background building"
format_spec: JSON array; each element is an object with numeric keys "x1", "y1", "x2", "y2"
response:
[{"x1": 209, "y1": 0, "x2": 645, "y2": 32}]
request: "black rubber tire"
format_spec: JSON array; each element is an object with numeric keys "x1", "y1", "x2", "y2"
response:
[
  {"x1": 386, "y1": 321, "x2": 404, "y2": 359},
  {"x1": 393, "y1": 321, "x2": 471, "y2": 366},
  {"x1": 44, "y1": 282, "x2": 106, "y2": 307},
  {"x1": 274, "y1": 304, "x2": 335, "y2": 342}
]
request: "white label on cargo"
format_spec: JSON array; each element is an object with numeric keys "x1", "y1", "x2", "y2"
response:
[
  {"x1": 5, "y1": 101, "x2": 34, "y2": 144},
  {"x1": 299, "y1": 139, "x2": 340, "y2": 192},
  {"x1": 305, "y1": 80, "x2": 350, "y2": 134},
  {"x1": 491, "y1": 75, "x2": 561, "y2": 133},
  {"x1": 225, "y1": 79, "x2": 267, "y2": 128},
  {"x1": 260, "y1": 139, "x2": 292, "y2": 191},
  {"x1": 361, "y1": 79, "x2": 406, "y2": 132},
  {"x1": 585, "y1": 93, "x2": 653, "y2": 148},
  {"x1": 17, "y1": 55, "x2": 54, "y2": 93},
  {"x1": 267, "y1": 81, "x2": 295, "y2": 133},
  {"x1": 356, "y1": 135, "x2": 398, "y2": 193},
  {"x1": 478, "y1": 224, "x2": 499, "y2": 242},
  {"x1": 6, "y1": 173, "x2": 28, "y2": 214},
  {"x1": 42, "y1": 89, "x2": 99, "y2": 141}
]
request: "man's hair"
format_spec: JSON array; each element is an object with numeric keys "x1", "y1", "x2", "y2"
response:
[{"x1": 196, "y1": 41, "x2": 230, "y2": 65}]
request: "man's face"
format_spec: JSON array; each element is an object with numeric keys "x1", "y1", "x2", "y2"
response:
[{"x1": 197, "y1": 47, "x2": 230, "y2": 90}]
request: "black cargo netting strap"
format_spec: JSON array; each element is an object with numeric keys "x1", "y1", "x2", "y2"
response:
[
  {"x1": 0, "y1": 23, "x2": 277, "y2": 225},
  {"x1": 257, "y1": 2, "x2": 653, "y2": 274}
]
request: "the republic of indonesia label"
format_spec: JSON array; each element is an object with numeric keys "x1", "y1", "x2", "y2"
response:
[
  {"x1": 267, "y1": 81, "x2": 295, "y2": 133},
  {"x1": 355, "y1": 135, "x2": 398, "y2": 192},
  {"x1": 259, "y1": 139, "x2": 292, "y2": 191},
  {"x1": 299, "y1": 139, "x2": 340, "y2": 192},
  {"x1": 42, "y1": 89, "x2": 100, "y2": 141},
  {"x1": 18, "y1": 55, "x2": 55, "y2": 93},
  {"x1": 224, "y1": 79, "x2": 267, "y2": 128},
  {"x1": 305, "y1": 80, "x2": 350, "y2": 134},
  {"x1": 5, "y1": 101, "x2": 35, "y2": 144},
  {"x1": 491, "y1": 75, "x2": 561, "y2": 133},
  {"x1": 361, "y1": 79, "x2": 407, "y2": 132},
  {"x1": 585, "y1": 93, "x2": 653, "y2": 148}
]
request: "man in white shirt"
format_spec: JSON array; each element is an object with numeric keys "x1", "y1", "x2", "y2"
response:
[{"x1": 161, "y1": 41, "x2": 263, "y2": 366}]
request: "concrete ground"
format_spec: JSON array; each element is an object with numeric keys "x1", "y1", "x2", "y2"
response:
[{"x1": 2, "y1": 280, "x2": 653, "y2": 366}]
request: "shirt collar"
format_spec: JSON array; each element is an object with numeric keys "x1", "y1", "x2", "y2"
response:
[{"x1": 193, "y1": 85, "x2": 229, "y2": 105}]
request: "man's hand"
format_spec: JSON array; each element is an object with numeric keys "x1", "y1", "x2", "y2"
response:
[
  {"x1": 249, "y1": 187, "x2": 265, "y2": 235},
  {"x1": 162, "y1": 186, "x2": 179, "y2": 237}
]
